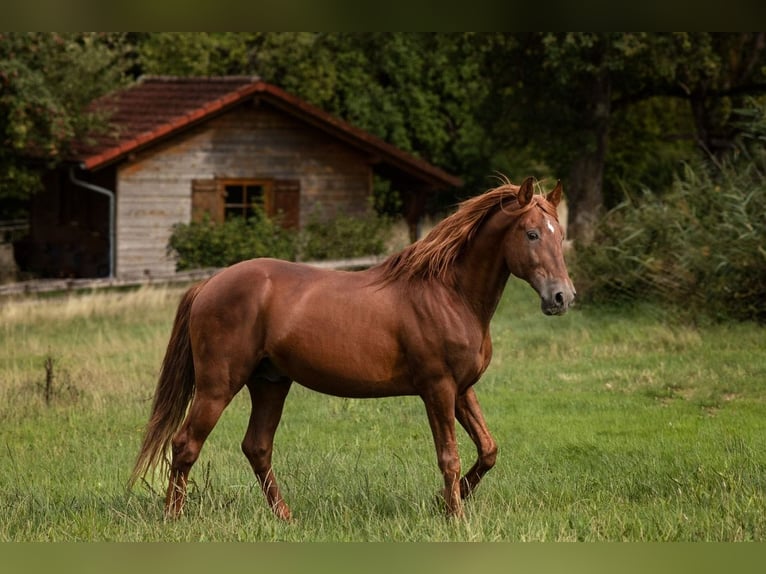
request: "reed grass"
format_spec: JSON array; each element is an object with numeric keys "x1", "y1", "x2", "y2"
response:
[{"x1": 572, "y1": 153, "x2": 766, "y2": 323}]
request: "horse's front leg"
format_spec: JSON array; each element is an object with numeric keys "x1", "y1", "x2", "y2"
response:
[
  {"x1": 242, "y1": 377, "x2": 293, "y2": 521},
  {"x1": 421, "y1": 379, "x2": 463, "y2": 518},
  {"x1": 455, "y1": 387, "x2": 497, "y2": 499}
]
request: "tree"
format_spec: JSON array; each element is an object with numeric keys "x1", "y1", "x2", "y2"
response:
[
  {"x1": 135, "y1": 32, "x2": 255, "y2": 77},
  {"x1": 672, "y1": 33, "x2": 766, "y2": 159},
  {"x1": 0, "y1": 32, "x2": 129, "y2": 220},
  {"x1": 484, "y1": 33, "x2": 679, "y2": 243},
  {"x1": 484, "y1": 33, "x2": 766, "y2": 245},
  {"x1": 250, "y1": 33, "x2": 495, "y2": 198}
]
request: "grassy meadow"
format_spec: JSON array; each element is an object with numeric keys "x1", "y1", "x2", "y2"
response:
[{"x1": 1, "y1": 279, "x2": 765, "y2": 541}]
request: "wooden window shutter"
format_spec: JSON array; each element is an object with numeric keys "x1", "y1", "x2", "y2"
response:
[
  {"x1": 272, "y1": 179, "x2": 300, "y2": 229},
  {"x1": 191, "y1": 179, "x2": 222, "y2": 223}
]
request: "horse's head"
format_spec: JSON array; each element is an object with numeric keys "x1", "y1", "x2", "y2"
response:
[{"x1": 504, "y1": 177, "x2": 576, "y2": 315}]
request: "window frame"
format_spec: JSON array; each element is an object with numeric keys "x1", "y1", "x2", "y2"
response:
[{"x1": 218, "y1": 178, "x2": 275, "y2": 222}]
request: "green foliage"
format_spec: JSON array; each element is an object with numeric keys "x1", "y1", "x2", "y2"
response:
[
  {"x1": 136, "y1": 32, "x2": 255, "y2": 76},
  {"x1": 167, "y1": 212, "x2": 297, "y2": 270},
  {"x1": 483, "y1": 33, "x2": 766, "y2": 242},
  {"x1": 298, "y1": 209, "x2": 392, "y2": 261},
  {"x1": 572, "y1": 148, "x2": 766, "y2": 322},
  {"x1": 167, "y1": 208, "x2": 392, "y2": 270},
  {"x1": 488, "y1": 33, "x2": 765, "y2": 179},
  {"x1": 0, "y1": 32, "x2": 129, "y2": 219},
  {"x1": 604, "y1": 96, "x2": 697, "y2": 209}
]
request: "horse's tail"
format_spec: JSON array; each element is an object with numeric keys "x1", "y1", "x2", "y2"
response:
[{"x1": 129, "y1": 280, "x2": 208, "y2": 488}]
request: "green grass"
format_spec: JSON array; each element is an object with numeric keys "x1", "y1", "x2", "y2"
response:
[{"x1": 1, "y1": 280, "x2": 765, "y2": 541}]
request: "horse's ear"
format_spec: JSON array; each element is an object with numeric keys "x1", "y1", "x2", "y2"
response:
[
  {"x1": 546, "y1": 180, "x2": 563, "y2": 208},
  {"x1": 518, "y1": 177, "x2": 535, "y2": 207}
]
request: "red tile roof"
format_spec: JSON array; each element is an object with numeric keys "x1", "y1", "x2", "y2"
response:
[{"x1": 75, "y1": 76, "x2": 462, "y2": 189}]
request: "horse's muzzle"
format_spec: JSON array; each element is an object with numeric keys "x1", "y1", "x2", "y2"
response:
[{"x1": 540, "y1": 282, "x2": 576, "y2": 316}]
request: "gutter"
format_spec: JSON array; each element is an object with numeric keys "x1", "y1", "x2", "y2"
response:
[{"x1": 68, "y1": 166, "x2": 115, "y2": 278}]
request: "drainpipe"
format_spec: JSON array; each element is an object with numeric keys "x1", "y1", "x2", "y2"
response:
[{"x1": 69, "y1": 166, "x2": 115, "y2": 278}]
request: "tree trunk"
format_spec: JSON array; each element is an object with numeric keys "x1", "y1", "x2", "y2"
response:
[
  {"x1": 566, "y1": 75, "x2": 611, "y2": 246},
  {"x1": 566, "y1": 138, "x2": 606, "y2": 246}
]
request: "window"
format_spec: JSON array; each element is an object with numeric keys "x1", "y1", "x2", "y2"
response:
[
  {"x1": 191, "y1": 178, "x2": 300, "y2": 229},
  {"x1": 222, "y1": 180, "x2": 273, "y2": 221}
]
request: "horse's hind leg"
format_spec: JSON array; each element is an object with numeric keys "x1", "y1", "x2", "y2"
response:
[
  {"x1": 166, "y1": 369, "x2": 240, "y2": 517},
  {"x1": 242, "y1": 376, "x2": 292, "y2": 520},
  {"x1": 455, "y1": 387, "x2": 497, "y2": 499}
]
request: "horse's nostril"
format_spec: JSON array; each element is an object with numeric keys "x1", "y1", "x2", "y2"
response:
[{"x1": 555, "y1": 292, "x2": 564, "y2": 306}]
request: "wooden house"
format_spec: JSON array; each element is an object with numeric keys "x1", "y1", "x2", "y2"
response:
[{"x1": 16, "y1": 77, "x2": 461, "y2": 279}]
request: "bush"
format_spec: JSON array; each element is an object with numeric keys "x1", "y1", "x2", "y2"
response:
[
  {"x1": 167, "y1": 211, "x2": 297, "y2": 270},
  {"x1": 167, "y1": 208, "x2": 393, "y2": 270},
  {"x1": 572, "y1": 155, "x2": 766, "y2": 322},
  {"x1": 298, "y1": 210, "x2": 392, "y2": 261}
]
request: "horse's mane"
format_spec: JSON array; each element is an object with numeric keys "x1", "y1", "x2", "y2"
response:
[{"x1": 375, "y1": 181, "x2": 558, "y2": 286}]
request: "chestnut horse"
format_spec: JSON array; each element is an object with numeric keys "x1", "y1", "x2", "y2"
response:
[{"x1": 130, "y1": 177, "x2": 575, "y2": 519}]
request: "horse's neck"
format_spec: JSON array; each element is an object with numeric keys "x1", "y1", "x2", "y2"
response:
[{"x1": 454, "y1": 212, "x2": 512, "y2": 327}]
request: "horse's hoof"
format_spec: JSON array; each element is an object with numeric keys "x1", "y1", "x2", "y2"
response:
[
  {"x1": 272, "y1": 503, "x2": 293, "y2": 522},
  {"x1": 433, "y1": 489, "x2": 464, "y2": 518}
]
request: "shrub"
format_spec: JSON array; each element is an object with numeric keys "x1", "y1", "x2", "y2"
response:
[
  {"x1": 167, "y1": 211, "x2": 297, "y2": 270},
  {"x1": 297, "y1": 210, "x2": 392, "y2": 261},
  {"x1": 168, "y1": 208, "x2": 393, "y2": 270},
  {"x1": 572, "y1": 155, "x2": 766, "y2": 322}
]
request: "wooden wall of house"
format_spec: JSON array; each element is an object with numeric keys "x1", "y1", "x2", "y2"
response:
[{"x1": 114, "y1": 102, "x2": 373, "y2": 278}]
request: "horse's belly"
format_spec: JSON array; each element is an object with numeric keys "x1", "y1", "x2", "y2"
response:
[
  {"x1": 269, "y1": 339, "x2": 415, "y2": 398},
  {"x1": 292, "y1": 370, "x2": 418, "y2": 398},
  {"x1": 268, "y1": 327, "x2": 415, "y2": 398}
]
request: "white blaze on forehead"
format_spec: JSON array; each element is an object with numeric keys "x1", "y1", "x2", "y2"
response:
[{"x1": 546, "y1": 218, "x2": 555, "y2": 234}]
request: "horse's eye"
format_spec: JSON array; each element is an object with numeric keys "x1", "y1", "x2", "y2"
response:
[{"x1": 526, "y1": 230, "x2": 540, "y2": 241}]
